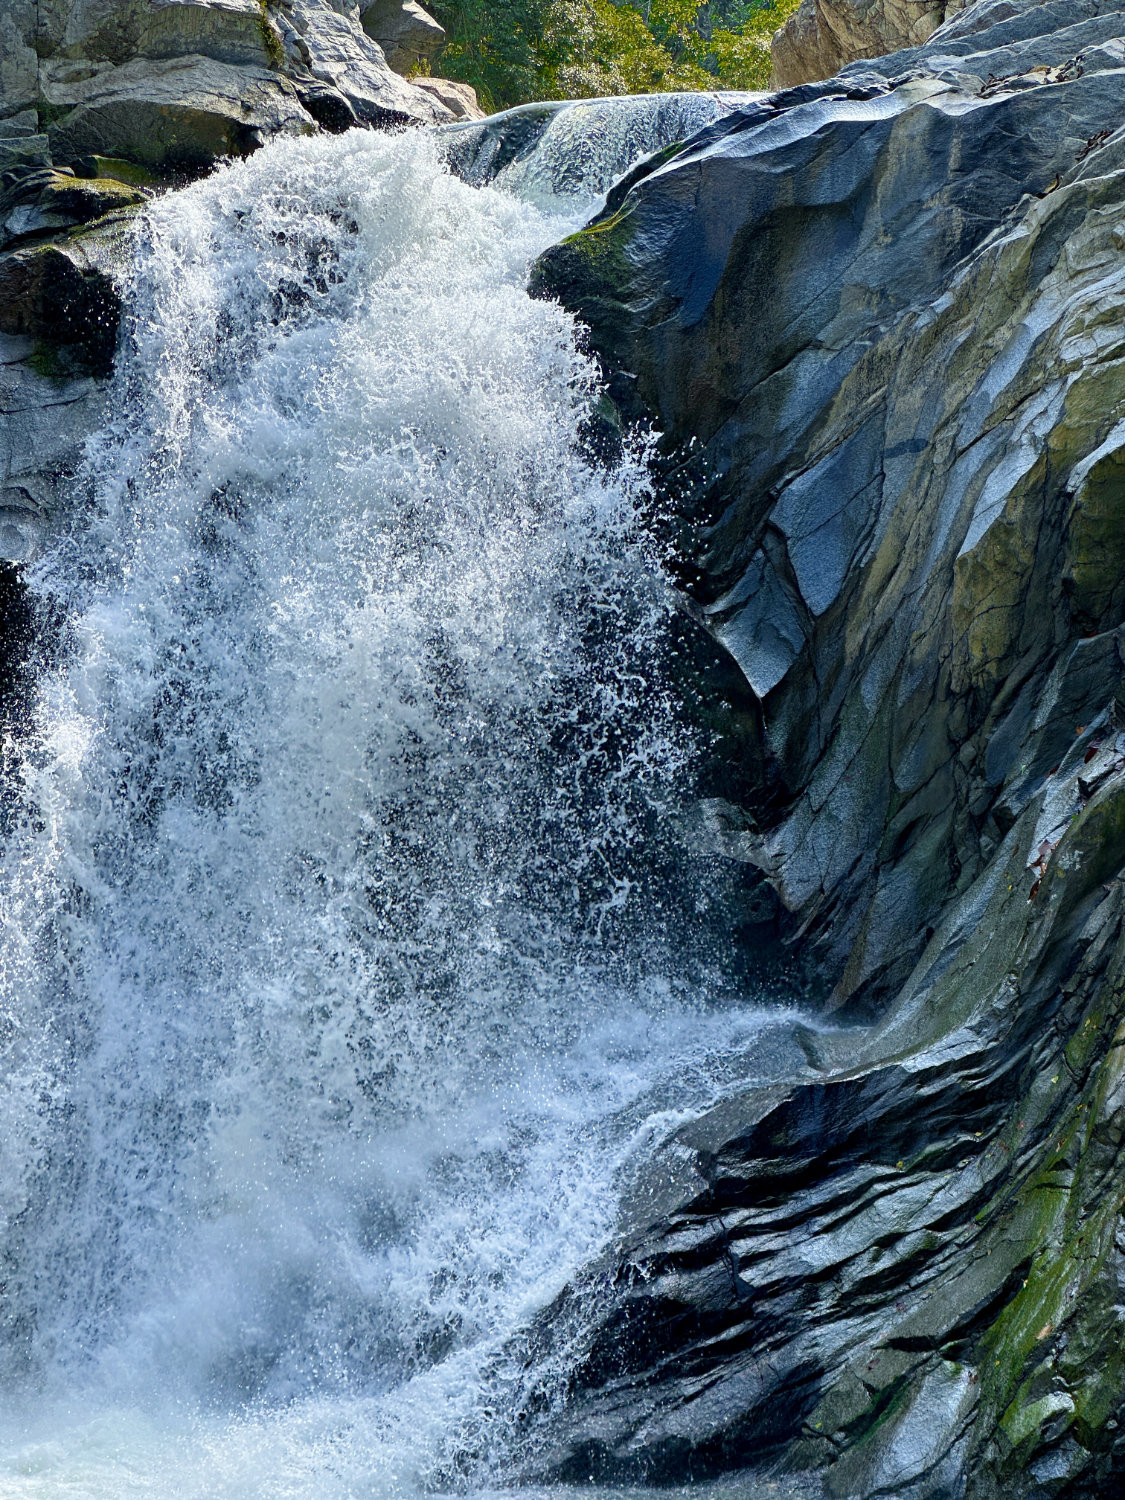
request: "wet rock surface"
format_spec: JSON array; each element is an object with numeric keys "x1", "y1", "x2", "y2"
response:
[{"x1": 523, "y1": 1, "x2": 1125, "y2": 1494}]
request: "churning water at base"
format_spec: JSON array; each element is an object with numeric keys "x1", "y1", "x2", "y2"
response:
[{"x1": 0, "y1": 118, "x2": 801, "y2": 1498}]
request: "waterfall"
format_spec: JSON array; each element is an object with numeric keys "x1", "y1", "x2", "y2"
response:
[{"x1": 0, "y1": 112, "x2": 798, "y2": 1498}]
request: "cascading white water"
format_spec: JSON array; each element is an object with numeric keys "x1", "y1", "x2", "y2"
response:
[
  {"x1": 0, "y1": 113, "x2": 800, "y2": 1499},
  {"x1": 444, "y1": 91, "x2": 763, "y2": 204}
]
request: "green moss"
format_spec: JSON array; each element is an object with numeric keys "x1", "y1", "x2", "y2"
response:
[
  {"x1": 970, "y1": 992, "x2": 1125, "y2": 1483},
  {"x1": 999, "y1": 1389, "x2": 1075, "y2": 1456},
  {"x1": 258, "y1": 0, "x2": 286, "y2": 69},
  {"x1": 27, "y1": 340, "x2": 73, "y2": 382},
  {"x1": 35, "y1": 99, "x2": 71, "y2": 131},
  {"x1": 555, "y1": 202, "x2": 636, "y2": 287},
  {"x1": 1064, "y1": 445, "x2": 1125, "y2": 631},
  {"x1": 83, "y1": 155, "x2": 158, "y2": 188}
]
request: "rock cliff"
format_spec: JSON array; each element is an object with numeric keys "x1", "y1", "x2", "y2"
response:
[
  {"x1": 771, "y1": 0, "x2": 970, "y2": 87},
  {"x1": 524, "y1": 1, "x2": 1125, "y2": 1494}
]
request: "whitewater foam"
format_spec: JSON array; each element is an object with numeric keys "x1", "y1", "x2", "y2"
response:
[{"x1": 0, "y1": 117, "x2": 799, "y2": 1499}]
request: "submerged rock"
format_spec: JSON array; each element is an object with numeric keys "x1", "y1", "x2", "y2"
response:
[
  {"x1": 444, "y1": 91, "x2": 765, "y2": 199},
  {"x1": 522, "y1": 0, "x2": 1125, "y2": 1494}
]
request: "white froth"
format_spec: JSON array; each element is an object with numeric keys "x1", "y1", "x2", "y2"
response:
[{"x1": 0, "y1": 119, "x2": 798, "y2": 1498}]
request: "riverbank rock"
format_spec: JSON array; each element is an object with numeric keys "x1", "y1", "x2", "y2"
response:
[
  {"x1": 771, "y1": 0, "x2": 969, "y2": 85},
  {"x1": 412, "y1": 74, "x2": 484, "y2": 120},
  {"x1": 523, "y1": 0, "x2": 1125, "y2": 1494},
  {"x1": 0, "y1": 0, "x2": 460, "y2": 562},
  {"x1": 360, "y1": 0, "x2": 446, "y2": 75},
  {"x1": 0, "y1": 330, "x2": 104, "y2": 559},
  {"x1": 0, "y1": 202, "x2": 135, "y2": 542},
  {"x1": 1, "y1": 166, "x2": 145, "y2": 251},
  {"x1": 0, "y1": 0, "x2": 452, "y2": 185}
]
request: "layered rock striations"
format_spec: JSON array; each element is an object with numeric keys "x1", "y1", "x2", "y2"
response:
[{"x1": 523, "y1": 1, "x2": 1125, "y2": 1494}]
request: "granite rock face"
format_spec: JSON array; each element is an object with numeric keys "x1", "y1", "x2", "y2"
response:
[
  {"x1": 360, "y1": 0, "x2": 445, "y2": 75},
  {"x1": 524, "y1": 1, "x2": 1125, "y2": 1494},
  {"x1": 771, "y1": 0, "x2": 970, "y2": 87},
  {"x1": 412, "y1": 73, "x2": 484, "y2": 119},
  {"x1": 0, "y1": 0, "x2": 451, "y2": 184}
]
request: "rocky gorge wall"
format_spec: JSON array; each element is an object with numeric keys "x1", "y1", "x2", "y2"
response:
[
  {"x1": 6, "y1": 0, "x2": 1125, "y2": 1495},
  {"x1": 518, "y1": 2, "x2": 1125, "y2": 1495}
]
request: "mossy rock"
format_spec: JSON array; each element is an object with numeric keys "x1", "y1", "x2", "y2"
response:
[{"x1": 0, "y1": 211, "x2": 137, "y2": 376}]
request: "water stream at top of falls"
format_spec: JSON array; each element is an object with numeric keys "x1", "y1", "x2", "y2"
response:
[{"x1": 0, "y1": 101, "x2": 804, "y2": 1499}]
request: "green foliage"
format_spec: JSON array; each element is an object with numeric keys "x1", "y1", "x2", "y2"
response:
[{"x1": 427, "y1": 0, "x2": 800, "y2": 111}]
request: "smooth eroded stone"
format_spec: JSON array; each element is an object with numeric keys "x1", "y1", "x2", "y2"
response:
[
  {"x1": 518, "y1": 8, "x2": 1125, "y2": 1491},
  {"x1": 41, "y1": 54, "x2": 316, "y2": 170}
]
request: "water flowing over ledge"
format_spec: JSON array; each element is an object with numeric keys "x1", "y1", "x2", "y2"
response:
[{"x1": 0, "y1": 114, "x2": 809, "y2": 1498}]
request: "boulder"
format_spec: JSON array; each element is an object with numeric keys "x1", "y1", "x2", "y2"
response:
[
  {"x1": 532, "y1": 0, "x2": 1125, "y2": 1006},
  {"x1": 0, "y1": 208, "x2": 134, "y2": 374},
  {"x1": 40, "y1": 53, "x2": 317, "y2": 171},
  {"x1": 771, "y1": 0, "x2": 970, "y2": 85},
  {"x1": 1, "y1": 165, "x2": 146, "y2": 250},
  {"x1": 412, "y1": 74, "x2": 483, "y2": 120},
  {"x1": 37, "y1": 0, "x2": 277, "y2": 67},
  {"x1": 0, "y1": 0, "x2": 39, "y2": 124},
  {"x1": 281, "y1": 0, "x2": 450, "y2": 128},
  {"x1": 360, "y1": 0, "x2": 445, "y2": 76},
  {"x1": 0, "y1": 0, "x2": 451, "y2": 185}
]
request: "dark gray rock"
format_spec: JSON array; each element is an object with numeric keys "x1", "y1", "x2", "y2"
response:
[
  {"x1": 0, "y1": 206, "x2": 134, "y2": 374},
  {"x1": 519, "y1": 2, "x2": 1125, "y2": 1495},
  {"x1": 532, "y1": 0, "x2": 1125, "y2": 1011}
]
